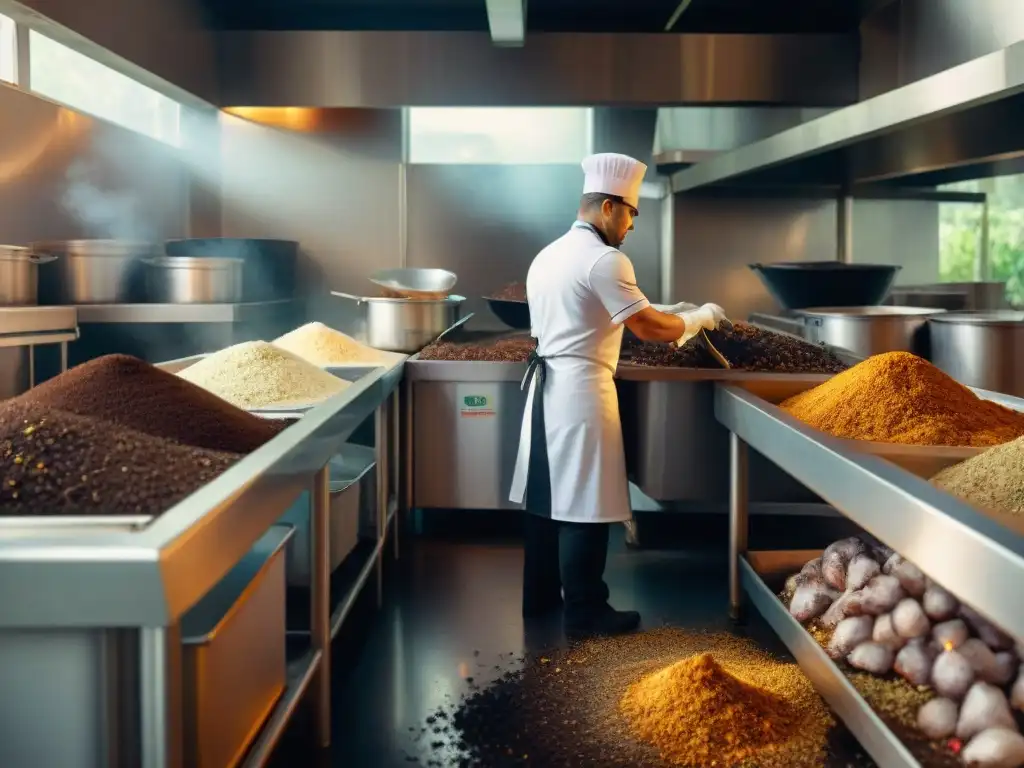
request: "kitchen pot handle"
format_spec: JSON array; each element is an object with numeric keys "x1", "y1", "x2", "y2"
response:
[
  {"x1": 806, "y1": 316, "x2": 823, "y2": 328},
  {"x1": 330, "y1": 291, "x2": 366, "y2": 304}
]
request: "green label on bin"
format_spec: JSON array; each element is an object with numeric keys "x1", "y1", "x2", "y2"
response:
[{"x1": 464, "y1": 395, "x2": 488, "y2": 408}]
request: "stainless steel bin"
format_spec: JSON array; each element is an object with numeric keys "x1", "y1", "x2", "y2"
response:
[
  {"x1": 278, "y1": 447, "x2": 376, "y2": 584},
  {"x1": 181, "y1": 525, "x2": 291, "y2": 768}
]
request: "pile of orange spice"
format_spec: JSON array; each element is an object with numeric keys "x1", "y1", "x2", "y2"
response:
[
  {"x1": 780, "y1": 351, "x2": 1024, "y2": 447},
  {"x1": 619, "y1": 651, "x2": 831, "y2": 768}
]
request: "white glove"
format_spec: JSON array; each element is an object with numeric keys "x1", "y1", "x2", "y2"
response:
[
  {"x1": 652, "y1": 301, "x2": 699, "y2": 314},
  {"x1": 674, "y1": 303, "x2": 730, "y2": 347}
]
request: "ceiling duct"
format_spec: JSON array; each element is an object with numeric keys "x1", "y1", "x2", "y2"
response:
[
  {"x1": 652, "y1": 107, "x2": 836, "y2": 175},
  {"x1": 485, "y1": 0, "x2": 526, "y2": 47}
]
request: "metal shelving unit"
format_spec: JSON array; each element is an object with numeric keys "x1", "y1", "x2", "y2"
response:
[
  {"x1": 0, "y1": 307, "x2": 78, "y2": 383},
  {"x1": 0, "y1": 360, "x2": 403, "y2": 768},
  {"x1": 671, "y1": 38, "x2": 1024, "y2": 192},
  {"x1": 75, "y1": 300, "x2": 298, "y2": 325},
  {"x1": 717, "y1": 383, "x2": 1024, "y2": 767}
]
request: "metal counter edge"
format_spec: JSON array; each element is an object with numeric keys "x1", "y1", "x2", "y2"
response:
[
  {"x1": 0, "y1": 362, "x2": 404, "y2": 629},
  {"x1": 714, "y1": 383, "x2": 1024, "y2": 639}
]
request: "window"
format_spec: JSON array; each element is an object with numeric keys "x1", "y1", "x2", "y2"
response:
[
  {"x1": 939, "y1": 177, "x2": 1024, "y2": 307},
  {"x1": 407, "y1": 107, "x2": 592, "y2": 164},
  {"x1": 0, "y1": 14, "x2": 15, "y2": 84},
  {"x1": 28, "y1": 30, "x2": 180, "y2": 146}
]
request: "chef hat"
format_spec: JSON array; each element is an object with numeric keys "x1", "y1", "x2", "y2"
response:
[{"x1": 581, "y1": 153, "x2": 648, "y2": 209}]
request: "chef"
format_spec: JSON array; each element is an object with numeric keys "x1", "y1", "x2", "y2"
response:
[{"x1": 511, "y1": 152, "x2": 729, "y2": 637}]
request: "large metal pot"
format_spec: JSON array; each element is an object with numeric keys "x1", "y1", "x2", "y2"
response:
[
  {"x1": 929, "y1": 311, "x2": 1024, "y2": 397},
  {"x1": 333, "y1": 292, "x2": 465, "y2": 352},
  {"x1": 32, "y1": 240, "x2": 155, "y2": 304},
  {"x1": 144, "y1": 256, "x2": 244, "y2": 304},
  {"x1": 0, "y1": 247, "x2": 55, "y2": 306},
  {"x1": 164, "y1": 238, "x2": 298, "y2": 302},
  {"x1": 795, "y1": 306, "x2": 945, "y2": 359}
]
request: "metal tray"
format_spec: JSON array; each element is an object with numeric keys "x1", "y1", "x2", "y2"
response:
[
  {"x1": 741, "y1": 550, "x2": 919, "y2": 767},
  {"x1": 181, "y1": 526, "x2": 291, "y2": 768}
]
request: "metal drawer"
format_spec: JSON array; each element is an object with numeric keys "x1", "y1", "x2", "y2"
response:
[{"x1": 181, "y1": 526, "x2": 291, "y2": 768}]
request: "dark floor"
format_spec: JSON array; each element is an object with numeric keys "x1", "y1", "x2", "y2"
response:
[{"x1": 271, "y1": 511, "x2": 870, "y2": 767}]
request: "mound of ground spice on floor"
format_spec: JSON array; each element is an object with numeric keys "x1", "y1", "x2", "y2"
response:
[
  {"x1": 0, "y1": 400, "x2": 239, "y2": 517},
  {"x1": 621, "y1": 322, "x2": 847, "y2": 373},
  {"x1": 780, "y1": 351, "x2": 1024, "y2": 447},
  {"x1": 409, "y1": 627, "x2": 868, "y2": 768},
  {"x1": 17, "y1": 355, "x2": 286, "y2": 454}
]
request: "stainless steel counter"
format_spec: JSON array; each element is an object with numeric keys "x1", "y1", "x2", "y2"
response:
[
  {"x1": 0, "y1": 357, "x2": 403, "y2": 767},
  {"x1": 719, "y1": 383, "x2": 1024, "y2": 767}
]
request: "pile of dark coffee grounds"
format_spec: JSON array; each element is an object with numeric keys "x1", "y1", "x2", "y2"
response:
[
  {"x1": 623, "y1": 322, "x2": 848, "y2": 374},
  {"x1": 18, "y1": 355, "x2": 287, "y2": 453},
  {"x1": 418, "y1": 335, "x2": 536, "y2": 362},
  {"x1": 489, "y1": 282, "x2": 527, "y2": 302},
  {"x1": 406, "y1": 627, "x2": 874, "y2": 768},
  {"x1": 0, "y1": 399, "x2": 240, "y2": 517}
]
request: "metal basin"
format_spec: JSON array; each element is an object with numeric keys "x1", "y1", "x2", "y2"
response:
[
  {"x1": 32, "y1": 240, "x2": 154, "y2": 305},
  {"x1": 144, "y1": 256, "x2": 244, "y2": 304},
  {"x1": 0, "y1": 247, "x2": 55, "y2": 306},
  {"x1": 929, "y1": 311, "x2": 1024, "y2": 397},
  {"x1": 334, "y1": 293, "x2": 465, "y2": 353},
  {"x1": 795, "y1": 306, "x2": 945, "y2": 359}
]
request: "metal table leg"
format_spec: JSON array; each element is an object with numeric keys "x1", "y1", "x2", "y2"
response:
[
  {"x1": 729, "y1": 431, "x2": 749, "y2": 623},
  {"x1": 139, "y1": 625, "x2": 184, "y2": 768},
  {"x1": 391, "y1": 390, "x2": 400, "y2": 560},
  {"x1": 60, "y1": 340, "x2": 68, "y2": 372},
  {"x1": 375, "y1": 404, "x2": 386, "y2": 608},
  {"x1": 311, "y1": 467, "x2": 331, "y2": 748}
]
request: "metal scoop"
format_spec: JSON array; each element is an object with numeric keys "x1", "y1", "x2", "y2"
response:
[{"x1": 699, "y1": 328, "x2": 732, "y2": 369}]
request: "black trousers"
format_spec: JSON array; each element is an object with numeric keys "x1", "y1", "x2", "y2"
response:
[
  {"x1": 523, "y1": 513, "x2": 611, "y2": 620},
  {"x1": 521, "y1": 351, "x2": 611, "y2": 621}
]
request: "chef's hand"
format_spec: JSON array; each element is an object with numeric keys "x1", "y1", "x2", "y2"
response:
[{"x1": 674, "y1": 303, "x2": 731, "y2": 346}]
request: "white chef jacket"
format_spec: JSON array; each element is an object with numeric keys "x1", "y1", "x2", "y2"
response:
[{"x1": 509, "y1": 221, "x2": 650, "y2": 523}]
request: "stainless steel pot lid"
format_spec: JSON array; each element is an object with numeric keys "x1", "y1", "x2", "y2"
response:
[
  {"x1": 144, "y1": 256, "x2": 244, "y2": 269},
  {"x1": 929, "y1": 310, "x2": 1024, "y2": 325},
  {"x1": 795, "y1": 306, "x2": 946, "y2": 318},
  {"x1": 0, "y1": 246, "x2": 56, "y2": 264},
  {"x1": 370, "y1": 267, "x2": 457, "y2": 294}
]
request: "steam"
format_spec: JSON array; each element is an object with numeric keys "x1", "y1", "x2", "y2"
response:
[{"x1": 60, "y1": 159, "x2": 152, "y2": 243}]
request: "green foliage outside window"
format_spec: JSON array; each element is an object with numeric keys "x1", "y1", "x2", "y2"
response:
[{"x1": 940, "y1": 178, "x2": 1024, "y2": 307}]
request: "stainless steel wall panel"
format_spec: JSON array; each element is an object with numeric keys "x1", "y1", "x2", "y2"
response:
[
  {"x1": 218, "y1": 32, "x2": 858, "y2": 108},
  {"x1": 670, "y1": 195, "x2": 838, "y2": 317},
  {"x1": 218, "y1": 109, "x2": 403, "y2": 336},
  {"x1": 0, "y1": 81, "x2": 188, "y2": 247}
]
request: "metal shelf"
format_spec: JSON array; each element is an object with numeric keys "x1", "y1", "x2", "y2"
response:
[
  {"x1": 716, "y1": 383, "x2": 1024, "y2": 639},
  {"x1": 671, "y1": 38, "x2": 1024, "y2": 192},
  {"x1": 741, "y1": 551, "x2": 920, "y2": 768},
  {"x1": 75, "y1": 299, "x2": 298, "y2": 324}
]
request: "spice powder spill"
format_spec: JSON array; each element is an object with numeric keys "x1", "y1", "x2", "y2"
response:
[
  {"x1": 413, "y1": 627, "x2": 868, "y2": 768},
  {"x1": 0, "y1": 400, "x2": 239, "y2": 517},
  {"x1": 178, "y1": 340, "x2": 350, "y2": 409},
  {"x1": 781, "y1": 351, "x2": 1024, "y2": 447},
  {"x1": 621, "y1": 649, "x2": 831, "y2": 768},
  {"x1": 16, "y1": 354, "x2": 285, "y2": 454},
  {"x1": 273, "y1": 321, "x2": 398, "y2": 366},
  {"x1": 932, "y1": 435, "x2": 1024, "y2": 517}
]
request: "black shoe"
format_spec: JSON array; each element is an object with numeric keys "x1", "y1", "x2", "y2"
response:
[
  {"x1": 523, "y1": 594, "x2": 564, "y2": 619},
  {"x1": 565, "y1": 607, "x2": 641, "y2": 639}
]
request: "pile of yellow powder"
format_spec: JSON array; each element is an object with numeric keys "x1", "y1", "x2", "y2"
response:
[
  {"x1": 273, "y1": 322, "x2": 397, "y2": 366},
  {"x1": 178, "y1": 341, "x2": 349, "y2": 409},
  {"x1": 620, "y1": 646, "x2": 832, "y2": 768}
]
